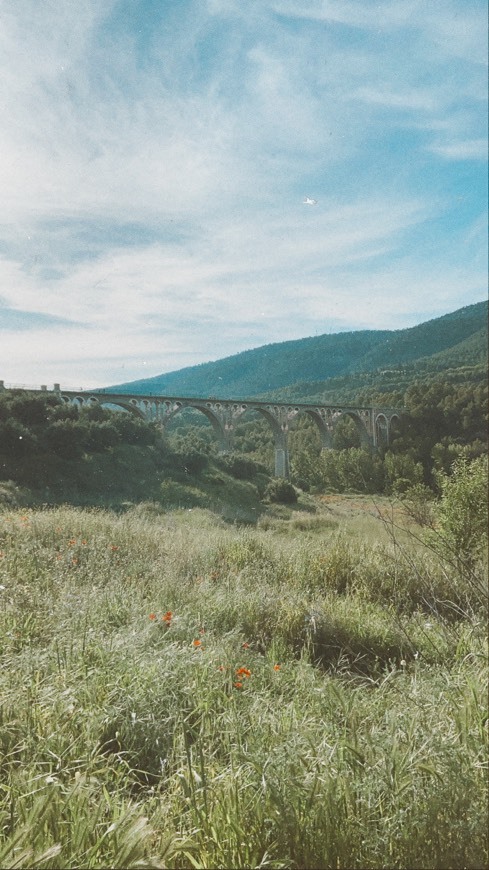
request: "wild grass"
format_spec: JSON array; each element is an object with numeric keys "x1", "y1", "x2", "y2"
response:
[{"x1": 0, "y1": 502, "x2": 487, "y2": 868}]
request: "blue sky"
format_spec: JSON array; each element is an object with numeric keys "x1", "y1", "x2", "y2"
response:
[{"x1": 0, "y1": 0, "x2": 487, "y2": 389}]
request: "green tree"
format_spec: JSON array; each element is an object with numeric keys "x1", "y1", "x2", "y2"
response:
[
  {"x1": 384, "y1": 451, "x2": 424, "y2": 494},
  {"x1": 337, "y1": 448, "x2": 385, "y2": 493},
  {"x1": 42, "y1": 419, "x2": 89, "y2": 459},
  {"x1": 317, "y1": 450, "x2": 344, "y2": 492},
  {"x1": 264, "y1": 478, "x2": 298, "y2": 504},
  {"x1": 85, "y1": 421, "x2": 121, "y2": 452},
  {"x1": 433, "y1": 455, "x2": 488, "y2": 573},
  {"x1": 0, "y1": 419, "x2": 38, "y2": 457},
  {"x1": 332, "y1": 416, "x2": 361, "y2": 450}
]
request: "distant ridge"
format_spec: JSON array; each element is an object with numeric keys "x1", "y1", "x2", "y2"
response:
[{"x1": 108, "y1": 300, "x2": 487, "y2": 399}]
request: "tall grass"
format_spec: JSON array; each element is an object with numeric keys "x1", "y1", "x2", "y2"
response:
[{"x1": 0, "y1": 504, "x2": 487, "y2": 868}]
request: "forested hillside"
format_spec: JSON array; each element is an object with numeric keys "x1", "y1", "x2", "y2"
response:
[
  {"x1": 109, "y1": 300, "x2": 487, "y2": 399},
  {"x1": 0, "y1": 301, "x2": 486, "y2": 509}
]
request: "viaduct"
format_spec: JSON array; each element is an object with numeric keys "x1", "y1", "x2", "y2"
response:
[{"x1": 0, "y1": 382, "x2": 403, "y2": 478}]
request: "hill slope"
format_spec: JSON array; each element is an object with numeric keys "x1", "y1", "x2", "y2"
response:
[{"x1": 108, "y1": 300, "x2": 487, "y2": 399}]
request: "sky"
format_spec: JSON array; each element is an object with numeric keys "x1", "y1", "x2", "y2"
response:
[{"x1": 0, "y1": 0, "x2": 487, "y2": 390}]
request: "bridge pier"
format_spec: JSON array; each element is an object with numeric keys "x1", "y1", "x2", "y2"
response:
[
  {"x1": 3, "y1": 384, "x2": 401, "y2": 478},
  {"x1": 274, "y1": 446, "x2": 290, "y2": 478},
  {"x1": 217, "y1": 427, "x2": 234, "y2": 455}
]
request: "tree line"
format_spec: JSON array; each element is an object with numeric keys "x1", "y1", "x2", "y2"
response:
[{"x1": 0, "y1": 373, "x2": 487, "y2": 503}]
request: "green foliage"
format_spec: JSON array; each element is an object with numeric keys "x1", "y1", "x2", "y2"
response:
[
  {"x1": 110, "y1": 300, "x2": 487, "y2": 399},
  {"x1": 0, "y1": 505, "x2": 486, "y2": 869},
  {"x1": 332, "y1": 414, "x2": 361, "y2": 450},
  {"x1": 0, "y1": 419, "x2": 38, "y2": 457},
  {"x1": 42, "y1": 418, "x2": 88, "y2": 459},
  {"x1": 0, "y1": 481, "x2": 29, "y2": 508},
  {"x1": 264, "y1": 478, "x2": 298, "y2": 503},
  {"x1": 111, "y1": 413, "x2": 158, "y2": 446},
  {"x1": 398, "y1": 483, "x2": 435, "y2": 527},
  {"x1": 1, "y1": 310, "x2": 488, "y2": 508},
  {"x1": 432, "y1": 455, "x2": 488, "y2": 573},
  {"x1": 384, "y1": 451, "x2": 424, "y2": 494},
  {"x1": 217, "y1": 453, "x2": 266, "y2": 480},
  {"x1": 299, "y1": 448, "x2": 385, "y2": 494}
]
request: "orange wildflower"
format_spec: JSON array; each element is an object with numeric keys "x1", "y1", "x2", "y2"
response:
[
  {"x1": 236, "y1": 667, "x2": 251, "y2": 678},
  {"x1": 233, "y1": 681, "x2": 243, "y2": 689},
  {"x1": 162, "y1": 611, "x2": 172, "y2": 623},
  {"x1": 242, "y1": 642, "x2": 250, "y2": 649},
  {"x1": 68, "y1": 538, "x2": 76, "y2": 546},
  {"x1": 273, "y1": 664, "x2": 281, "y2": 671},
  {"x1": 193, "y1": 639, "x2": 202, "y2": 647},
  {"x1": 149, "y1": 613, "x2": 156, "y2": 621}
]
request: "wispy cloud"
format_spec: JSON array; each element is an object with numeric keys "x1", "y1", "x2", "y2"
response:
[
  {"x1": 428, "y1": 139, "x2": 487, "y2": 161},
  {"x1": 0, "y1": 0, "x2": 486, "y2": 387}
]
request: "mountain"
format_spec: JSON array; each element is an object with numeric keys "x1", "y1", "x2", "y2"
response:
[{"x1": 108, "y1": 300, "x2": 487, "y2": 400}]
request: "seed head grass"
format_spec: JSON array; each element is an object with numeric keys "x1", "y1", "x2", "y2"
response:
[{"x1": 0, "y1": 503, "x2": 487, "y2": 868}]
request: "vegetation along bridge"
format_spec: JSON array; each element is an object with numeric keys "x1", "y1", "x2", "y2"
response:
[{"x1": 1, "y1": 382, "x2": 402, "y2": 478}]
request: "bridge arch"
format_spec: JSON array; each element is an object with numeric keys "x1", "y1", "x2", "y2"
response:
[
  {"x1": 61, "y1": 393, "x2": 146, "y2": 419},
  {"x1": 38, "y1": 386, "x2": 403, "y2": 478},
  {"x1": 226, "y1": 404, "x2": 297, "y2": 477},
  {"x1": 256, "y1": 407, "x2": 291, "y2": 477},
  {"x1": 292, "y1": 407, "x2": 372, "y2": 451},
  {"x1": 390, "y1": 413, "x2": 401, "y2": 432},
  {"x1": 160, "y1": 400, "x2": 231, "y2": 453},
  {"x1": 374, "y1": 411, "x2": 401, "y2": 447},
  {"x1": 301, "y1": 408, "x2": 334, "y2": 449},
  {"x1": 374, "y1": 412, "x2": 389, "y2": 447},
  {"x1": 335, "y1": 410, "x2": 372, "y2": 448}
]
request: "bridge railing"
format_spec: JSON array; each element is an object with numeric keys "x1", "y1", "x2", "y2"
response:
[{"x1": 0, "y1": 381, "x2": 83, "y2": 392}]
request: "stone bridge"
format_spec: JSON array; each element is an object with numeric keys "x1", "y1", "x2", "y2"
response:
[{"x1": 6, "y1": 383, "x2": 402, "y2": 478}]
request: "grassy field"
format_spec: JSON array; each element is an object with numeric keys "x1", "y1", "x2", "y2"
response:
[{"x1": 0, "y1": 498, "x2": 487, "y2": 869}]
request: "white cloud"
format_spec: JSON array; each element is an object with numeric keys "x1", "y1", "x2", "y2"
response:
[
  {"x1": 354, "y1": 87, "x2": 439, "y2": 113},
  {"x1": 0, "y1": 0, "x2": 486, "y2": 387},
  {"x1": 428, "y1": 139, "x2": 487, "y2": 161}
]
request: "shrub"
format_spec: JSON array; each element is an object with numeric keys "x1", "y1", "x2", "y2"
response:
[
  {"x1": 399, "y1": 483, "x2": 435, "y2": 527},
  {"x1": 433, "y1": 455, "x2": 488, "y2": 573},
  {"x1": 0, "y1": 480, "x2": 30, "y2": 507},
  {"x1": 264, "y1": 478, "x2": 298, "y2": 504},
  {"x1": 384, "y1": 451, "x2": 424, "y2": 494},
  {"x1": 0, "y1": 420, "x2": 38, "y2": 457},
  {"x1": 220, "y1": 454, "x2": 264, "y2": 480},
  {"x1": 113, "y1": 414, "x2": 159, "y2": 446},
  {"x1": 41, "y1": 419, "x2": 88, "y2": 459},
  {"x1": 84, "y1": 421, "x2": 121, "y2": 452},
  {"x1": 171, "y1": 447, "x2": 208, "y2": 475}
]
